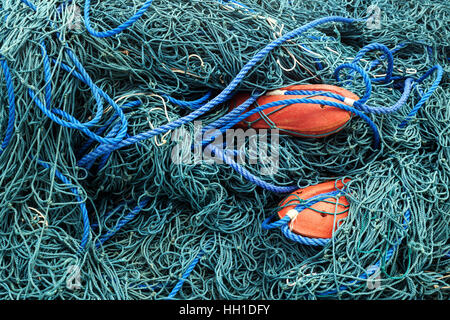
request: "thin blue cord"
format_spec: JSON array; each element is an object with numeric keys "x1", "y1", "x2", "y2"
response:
[
  {"x1": 167, "y1": 240, "x2": 213, "y2": 299},
  {"x1": 35, "y1": 158, "x2": 91, "y2": 251},
  {"x1": 399, "y1": 65, "x2": 443, "y2": 128}
]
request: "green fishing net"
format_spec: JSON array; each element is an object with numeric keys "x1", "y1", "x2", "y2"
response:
[{"x1": 0, "y1": 0, "x2": 448, "y2": 299}]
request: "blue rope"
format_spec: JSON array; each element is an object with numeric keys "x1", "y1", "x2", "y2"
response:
[
  {"x1": 21, "y1": 0, "x2": 108, "y2": 130},
  {"x1": 352, "y1": 43, "x2": 394, "y2": 83},
  {"x1": 201, "y1": 97, "x2": 381, "y2": 148},
  {"x1": 195, "y1": 94, "x2": 380, "y2": 193},
  {"x1": 19, "y1": 0, "x2": 36, "y2": 11},
  {"x1": 76, "y1": 100, "x2": 142, "y2": 158},
  {"x1": 281, "y1": 226, "x2": 330, "y2": 246},
  {"x1": 318, "y1": 210, "x2": 411, "y2": 296},
  {"x1": 399, "y1": 65, "x2": 443, "y2": 128},
  {"x1": 302, "y1": 43, "x2": 324, "y2": 70},
  {"x1": 334, "y1": 63, "x2": 372, "y2": 104},
  {"x1": 0, "y1": 57, "x2": 16, "y2": 156},
  {"x1": 201, "y1": 93, "x2": 261, "y2": 135},
  {"x1": 354, "y1": 78, "x2": 414, "y2": 115},
  {"x1": 216, "y1": 0, "x2": 255, "y2": 12},
  {"x1": 284, "y1": 81, "x2": 414, "y2": 115},
  {"x1": 84, "y1": 0, "x2": 155, "y2": 38},
  {"x1": 164, "y1": 91, "x2": 213, "y2": 110},
  {"x1": 262, "y1": 215, "x2": 291, "y2": 230},
  {"x1": 19, "y1": 1, "x2": 130, "y2": 145},
  {"x1": 27, "y1": 42, "x2": 129, "y2": 145},
  {"x1": 91, "y1": 201, "x2": 127, "y2": 231},
  {"x1": 63, "y1": 45, "x2": 129, "y2": 138}
]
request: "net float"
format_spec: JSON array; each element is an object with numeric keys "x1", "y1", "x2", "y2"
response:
[
  {"x1": 229, "y1": 84, "x2": 359, "y2": 138},
  {"x1": 278, "y1": 179, "x2": 350, "y2": 239}
]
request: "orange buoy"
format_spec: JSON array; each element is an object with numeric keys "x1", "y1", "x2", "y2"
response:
[
  {"x1": 278, "y1": 179, "x2": 351, "y2": 239},
  {"x1": 229, "y1": 84, "x2": 359, "y2": 138}
]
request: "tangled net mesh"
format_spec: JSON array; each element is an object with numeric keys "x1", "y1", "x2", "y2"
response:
[{"x1": 0, "y1": 0, "x2": 448, "y2": 299}]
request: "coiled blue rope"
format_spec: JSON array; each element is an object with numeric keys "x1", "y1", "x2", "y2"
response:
[
  {"x1": 352, "y1": 43, "x2": 394, "y2": 83},
  {"x1": 334, "y1": 63, "x2": 372, "y2": 104},
  {"x1": 284, "y1": 80, "x2": 414, "y2": 115},
  {"x1": 19, "y1": 2, "x2": 130, "y2": 145},
  {"x1": 333, "y1": 56, "x2": 416, "y2": 118}
]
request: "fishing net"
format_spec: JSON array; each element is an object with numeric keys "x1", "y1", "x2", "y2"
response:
[{"x1": 0, "y1": 0, "x2": 448, "y2": 299}]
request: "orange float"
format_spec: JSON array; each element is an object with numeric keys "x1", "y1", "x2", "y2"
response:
[
  {"x1": 278, "y1": 179, "x2": 351, "y2": 238},
  {"x1": 229, "y1": 84, "x2": 359, "y2": 138}
]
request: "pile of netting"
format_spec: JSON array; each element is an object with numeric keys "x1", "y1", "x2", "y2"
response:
[{"x1": 0, "y1": 0, "x2": 448, "y2": 299}]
